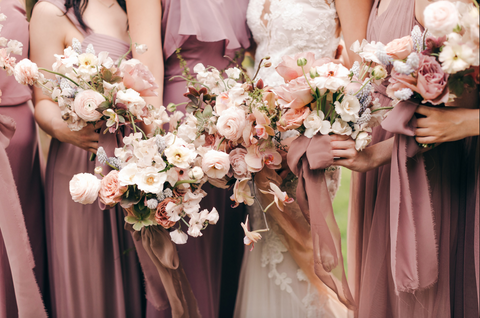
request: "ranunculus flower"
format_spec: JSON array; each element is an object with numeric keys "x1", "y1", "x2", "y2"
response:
[
  {"x1": 277, "y1": 107, "x2": 311, "y2": 132},
  {"x1": 14, "y1": 59, "x2": 39, "y2": 85},
  {"x1": 387, "y1": 54, "x2": 449, "y2": 105},
  {"x1": 334, "y1": 95, "x2": 360, "y2": 123},
  {"x1": 385, "y1": 36, "x2": 413, "y2": 60},
  {"x1": 69, "y1": 173, "x2": 101, "y2": 204},
  {"x1": 202, "y1": 149, "x2": 230, "y2": 179},
  {"x1": 274, "y1": 77, "x2": 314, "y2": 109},
  {"x1": 229, "y1": 148, "x2": 250, "y2": 179},
  {"x1": 216, "y1": 106, "x2": 247, "y2": 142},
  {"x1": 98, "y1": 170, "x2": 127, "y2": 206},
  {"x1": 424, "y1": 1, "x2": 459, "y2": 38},
  {"x1": 276, "y1": 52, "x2": 329, "y2": 82},
  {"x1": 120, "y1": 59, "x2": 158, "y2": 96},
  {"x1": 73, "y1": 90, "x2": 105, "y2": 122},
  {"x1": 164, "y1": 140, "x2": 197, "y2": 169},
  {"x1": 313, "y1": 62, "x2": 351, "y2": 92}
]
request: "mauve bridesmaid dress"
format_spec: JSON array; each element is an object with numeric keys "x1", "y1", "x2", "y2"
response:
[
  {"x1": 35, "y1": 1, "x2": 144, "y2": 317},
  {"x1": 141, "y1": 1, "x2": 251, "y2": 317},
  {"x1": 348, "y1": 0, "x2": 479, "y2": 317},
  {"x1": 0, "y1": 0, "x2": 48, "y2": 315}
]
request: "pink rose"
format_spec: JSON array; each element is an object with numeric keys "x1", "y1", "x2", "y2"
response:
[
  {"x1": 385, "y1": 36, "x2": 413, "y2": 60},
  {"x1": 387, "y1": 54, "x2": 449, "y2": 105},
  {"x1": 216, "y1": 107, "x2": 247, "y2": 142},
  {"x1": 277, "y1": 107, "x2": 311, "y2": 132},
  {"x1": 69, "y1": 173, "x2": 101, "y2": 204},
  {"x1": 73, "y1": 90, "x2": 105, "y2": 122},
  {"x1": 229, "y1": 148, "x2": 250, "y2": 179},
  {"x1": 98, "y1": 170, "x2": 127, "y2": 206},
  {"x1": 120, "y1": 59, "x2": 159, "y2": 96},
  {"x1": 155, "y1": 198, "x2": 177, "y2": 229},
  {"x1": 273, "y1": 77, "x2": 314, "y2": 109},
  {"x1": 423, "y1": 1, "x2": 459, "y2": 38},
  {"x1": 276, "y1": 52, "x2": 330, "y2": 82},
  {"x1": 202, "y1": 149, "x2": 231, "y2": 179},
  {"x1": 14, "y1": 59, "x2": 40, "y2": 86}
]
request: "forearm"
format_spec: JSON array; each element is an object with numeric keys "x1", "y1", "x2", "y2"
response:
[
  {"x1": 34, "y1": 99, "x2": 64, "y2": 140},
  {"x1": 364, "y1": 137, "x2": 394, "y2": 170}
]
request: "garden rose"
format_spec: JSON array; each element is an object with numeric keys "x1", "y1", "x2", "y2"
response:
[
  {"x1": 120, "y1": 59, "x2": 158, "y2": 96},
  {"x1": 277, "y1": 107, "x2": 311, "y2": 132},
  {"x1": 202, "y1": 150, "x2": 230, "y2": 179},
  {"x1": 385, "y1": 36, "x2": 413, "y2": 60},
  {"x1": 216, "y1": 106, "x2": 247, "y2": 141},
  {"x1": 73, "y1": 90, "x2": 104, "y2": 122},
  {"x1": 334, "y1": 95, "x2": 360, "y2": 123},
  {"x1": 353, "y1": 130, "x2": 372, "y2": 151},
  {"x1": 331, "y1": 118, "x2": 353, "y2": 136},
  {"x1": 98, "y1": 170, "x2": 127, "y2": 206},
  {"x1": 424, "y1": 1, "x2": 459, "y2": 37},
  {"x1": 274, "y1": 77, "x2": 314, "y2": 109},
  {"x1": 14, "y1": 59, "x2": 39, "y2": 85},
  {"x1": 156, "y1": 198, "x2": 177, "y2": 229},
  {"x1": 229, "y1": 148, "x2": 249, "y2": 179},
  {"x1": 69, "y1": 173, "x2": 101, "y2": 204}
]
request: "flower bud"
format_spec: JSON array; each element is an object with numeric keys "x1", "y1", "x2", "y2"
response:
[
  {"x1": 94, "y1": 166, "x2": 103, "y2": 175},
  {"x1": 371, "y1": 65, "x2": 387, "y2": 80},
  {"x1": 188, "y1": 166, "x2": 204, "y2": 180},
  {"x1": 263, "y1": 61, "x2": 272, "y2": 68},
  {"x1": 297, "y1": 58, "x2": 308, "y2": 67},
  {"x1": 309, "y1": 68, "x2": 319, "y2": 79},
  {"x1": 264, "y1": 56, "x2": 271, "y2": 60},
  {"x1": 166, "y1": 103, "x2": 177, "y2": 112},
  {"x1": 256, "y1": 79, "x2": 264, "y2": 89}
]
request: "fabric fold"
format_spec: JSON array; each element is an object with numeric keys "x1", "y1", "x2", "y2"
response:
[
  {"x1": 381, "y1": 100, "x2": 439, "y2": 293},
  {"x1": 0, "y1": 114, "x2": 47, "y2": 318},
  {"x1": 286, "y1": 134, "x2": 355, "y2": 310}
]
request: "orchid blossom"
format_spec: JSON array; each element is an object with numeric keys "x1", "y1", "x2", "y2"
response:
[{"x1": 260, "y1": 182, "x2": 294, "y2": 212}]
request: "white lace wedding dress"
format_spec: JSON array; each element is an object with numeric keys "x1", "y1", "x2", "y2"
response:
[{"x1": 234, "y1": 0, "x2": 347, "y2": 317}]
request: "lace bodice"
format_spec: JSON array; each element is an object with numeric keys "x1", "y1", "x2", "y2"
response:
[{"x1": 247, "y1": 0, "x2": 340, "y2": 86}]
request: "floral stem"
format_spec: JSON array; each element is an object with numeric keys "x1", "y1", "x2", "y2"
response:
[
  {"x1": 354, "y1": 76, "x2": 374, "y2": 96},
  {"x1": 180, "y1": 217, "x2": 190, "y2": 228},
  {"x1": 217, "y1": 137, "x2": 225, "y2": 150},
  {"x1": 371, "y1": 106, "x2": 393, "y2": 113},
  {"x1": 117, "y1": 33, "x2": 133, "y2": 69},
  {"x1": 251, "y1": 57, "x2": 265, "y2": 82},
  {"x1": 174, "y1": 179, "x2": 198, "y2": 187},
  {"x1": 473, "y1": 0, "x2": 479, "y2": 9},
  {"x1": 263, "y1": 201, "x2": 275, "y2": 213},
  {"x1": 39, "y1": 68, "x2": 80, "y2": 87},
  {"x1": 130, "y1": 114, "x2": 137, "y2": 133}
]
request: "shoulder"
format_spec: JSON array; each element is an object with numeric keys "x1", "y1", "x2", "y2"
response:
[{"x1": 30, "y1": 2, "x2": 70, "y2": 34}]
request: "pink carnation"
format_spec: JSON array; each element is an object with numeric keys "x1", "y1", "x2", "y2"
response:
[{"x1": 120, "y1": 59, "x2": 159, "y2": 96}]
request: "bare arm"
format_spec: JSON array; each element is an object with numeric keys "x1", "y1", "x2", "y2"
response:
[
  {"x1": 30, "y1": 2, "x2": 100, "y2": 153},
  {"x1": 336, "y1": 0, "x2": 374, "y2": 68}
]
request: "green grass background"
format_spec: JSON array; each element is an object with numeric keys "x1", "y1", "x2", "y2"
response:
[{"x1": 332, "y1": 168, "x2": 351, "y2": 274}]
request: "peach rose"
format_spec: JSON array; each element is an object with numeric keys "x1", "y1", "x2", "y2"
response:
[
  {"x1": 14, "y1": 59, "x2": 40, "y2": 86},
  {"x1": 98, "y1": 170, "x2": 127, "y2": 206},
  {"x1": 216, "y1": 106, "x2": 247, "y2": 141},
  {"x1": 155, "y1": 198, "x2": 177, "y2": 229},
  {"x1": 277, "y1": 107, "x2": 311, "y2": 132},
  {"x1": 73, "y1": 90, "x2": 105, "y2": 122},
  {"x1": 202, "y1": 149, "x2": 230, "y2": 179},
  {"x1": 385, "y1": 36, "x2": 413, "y2": 60},
  {"x1": 120, "y1": 59, "x2": 159, "y2": 96},
  {"x1": 274, "y1": 77, "x2": 314, "y2": 109},
  {"x1": 70, "y1": 173, "x2": 101, "y2": 204},
  {"x1": 229, "y1": 148, "x2": 249, "y2": 179}
]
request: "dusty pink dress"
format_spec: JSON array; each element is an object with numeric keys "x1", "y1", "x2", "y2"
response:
[
  {"x1": 139, "y1": 1, "x2": 251, "y2": 317},
  {"x1": 0, "y1": 0, "x2": 48, "y2": 315},
  {"x1": 36, "y1": 1, "x2": 144, "y2": 317},
  {"x1": 348, "y1": 0, "x2": 479, "y2": 317}
]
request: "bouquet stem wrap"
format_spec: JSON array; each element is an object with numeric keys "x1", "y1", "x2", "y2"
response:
[
  {"x1": 0, "y1": 114, "x2": 47, "y2": 318},
  {"x1": 287, "y1": 134, "x2": 355, "y2": 310},
  {"x1": 380, "y1": 99, "x2": 438, "y2": 293}
]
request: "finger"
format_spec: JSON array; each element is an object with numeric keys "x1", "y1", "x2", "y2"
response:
[
  {"x1": 330, "y1": 134, "x2": 350, "y2": 141},
  {"x1": 332, "y1": 149, "x2": 354, "y2": 158},
  {"x1": 332, "y1": 158, "x2": 351, "y2": 169},
  {"x1": 415, "y1": 105, "x2": 433, "y2": 116},
  {"x1": 88, "y1": 142, "x2": 99, "y2": 151},
  {"x1": 415, "y1": 136, "x2": 437, "y2": 145},
  {"x1": 331, "y1": 140, "x2": 355, "y2": 150},
  {"x1": 415, "y1": 117, "x2": 430, "y2": 128},
  {"x1": 414, "y1": 127, "x2": 432, "y2": 137},
  {"x1": 90, "y1": 133, "x2": 100, "y2": 143}
]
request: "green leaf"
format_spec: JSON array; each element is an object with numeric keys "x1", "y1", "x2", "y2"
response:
[
  {"x1": 96, "y1": 101, "x2": 110, "y2": 112},
  {"x1": 118, "y1": 115, "x2": 126, "y2": 123},
  {"x1": 203, "y1": 104, "x2": 213, "y2": 117}
]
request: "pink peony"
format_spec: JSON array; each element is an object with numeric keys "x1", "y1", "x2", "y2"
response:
[
  {"x1": 385, "y1": 36, "x2": 413, "y2": 60},
  {"x1": 276, "y1": 52, "x2": 330, "y2": 82},
  {"x1": 387, "y1": 54, "x2": 449, "y2": 105},
  {"x1": 229, "y1": 148, "x2": 250, "y2": 179},
  {"x1": 202, "y1": 149, "x2": 231, "y2": 179},
  {"x1": 98, "y1": 170, "x2": 127, "y2": 206},
  {"x1": 277, "y1": 107, "x2": 311, "y2": 132},
  {"x1": 120, "y1": 59, "x2": 159, "y2": 97},
  {"x1": 73, "y1": 90, "x2": 105, "y2": 122},
  {"x1": 274, "y1": 77, "x2": 314, "y2": 109}
]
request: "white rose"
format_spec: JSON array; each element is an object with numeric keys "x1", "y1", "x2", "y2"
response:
[
  {"x1": 164, "y1": 141, "x2": 197, "y2": 169},
  {"x1": 188, "y1": 166, "x2": 204, "y2": 180},
  {"x1": 331, "y1": 118, "x2": 353, "y2": 136},
  {"x1": 216, "y1": 106, "x2": 247, "y2": 141},
  {"x1": 134, "y1": 167, "x2": 166, "y2": 193},
  {"x1": 353, "y1": 131, "x2": 372, "y2": 151},
  {"x1": 303, "y1": 112, "x2": 331, "y2": 138},
  {"x1": 14, "y1": 59, "x2": 39, "y2": 86},
  {"x1": 69, "y1": 173, "x2": 101, "y2": 204},
  {"x1": 202, "y1": 149, "x2": 230, "y2": 179},
  {"x1": 170, "y1": 229, "x2": 188, "y2": 244},
  {"x1": 424, "y1": 1, "x2": 459, "y2": 37},
  {"x1": 116, "y1": 89, "x2": 146, "y2": 118},
  {"x1": 334, "y1": 95, "x2": 360, "y2": 123},
  {"x1": 118, "y1": 163, "x2": 139, "y2": 186}
]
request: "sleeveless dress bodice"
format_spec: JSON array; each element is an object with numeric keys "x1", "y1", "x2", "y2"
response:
[{"x1": 247, "y1": 0, "x2": 339, "y2": 86}]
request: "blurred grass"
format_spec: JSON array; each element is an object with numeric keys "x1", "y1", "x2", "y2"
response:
[{"x1": 332, "y1": 168, "x2": 351, "y2": 274}]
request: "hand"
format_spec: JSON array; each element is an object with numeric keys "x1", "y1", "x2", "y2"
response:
[
  {"x1": 415, "y1": 106, "x2": 479, "y2": 144},
  {"x1": 330, "y1": 135, "x2": 373, "y2": 173},
  {"x1": 53, "y1": 119, "x2": 102, "y2": 154}
]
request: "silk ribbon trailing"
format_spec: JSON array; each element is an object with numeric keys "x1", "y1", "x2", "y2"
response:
[
  {"x1": 380, "y1": 99, "x2": 438, "y2": 293},
  {"x1": 98, "y1": 124, "x2": 200, "y2": 318},
  {"x1": 286, "y1": 134, "x2": 355, "y2": 310},
  {"x1": 0, "y1": 114, "x2": 47, "y2": 318}
]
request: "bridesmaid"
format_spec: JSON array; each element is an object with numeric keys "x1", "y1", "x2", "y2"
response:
[
  {"x1": 332, "y1": 0, "x2": 479, "y2": 317},
  {"x1": 30, "y1": 0, "x2": 144, "y2": 317},
  {"x1": 0, "y1": 0, "x2": 48, "y2": 315},
  {"x1": 126, "y1": 0, "x2": 250, "y2": 317}
]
